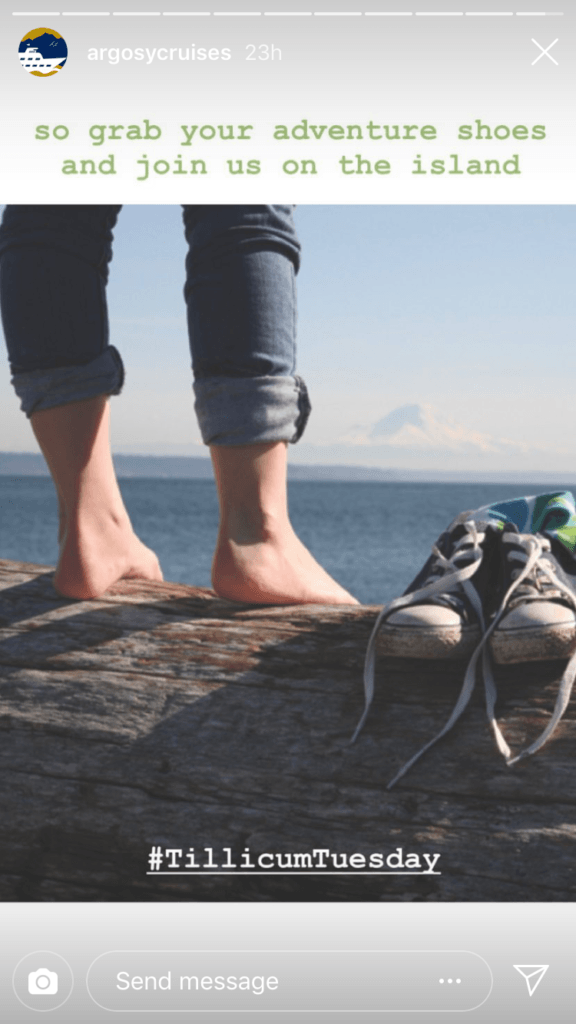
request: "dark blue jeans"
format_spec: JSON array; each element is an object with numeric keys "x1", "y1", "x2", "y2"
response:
[{"x1": 0, "y1": 205, "x2": 311, "y2": 445}]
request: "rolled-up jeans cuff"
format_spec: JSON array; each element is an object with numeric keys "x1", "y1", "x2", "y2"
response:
[
  {"x1": 11, "y1": 346, "x2": 125, "y2": 418},
  {"x1": 194, "y1": 374, "x2": 311, "y2": 446}
]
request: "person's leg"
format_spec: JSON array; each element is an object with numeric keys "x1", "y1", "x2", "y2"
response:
[
  {"x1": 32, "y1": 396, "x2": 162, "y2": 598},
  {"x1": 211, "y1": 441, "x2": 357, "y2": 604},
  {"x1": 183, "y1": 205, "x2": 357, "y2": 605},
  {"x1": 0, "y1": 205, "x2": 162, "y2": 598}
]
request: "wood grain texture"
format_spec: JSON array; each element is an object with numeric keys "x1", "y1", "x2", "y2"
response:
[{"x1": 1, "y1": 558, "x2": 574, "y2": 902}]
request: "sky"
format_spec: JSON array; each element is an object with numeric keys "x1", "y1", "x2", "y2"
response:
[{"x1": 1, "y1": 204, "x2": 574, "y2": 468}]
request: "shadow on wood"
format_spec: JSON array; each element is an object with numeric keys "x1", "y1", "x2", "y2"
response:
[{"x1": 1, "y1": 558, "x2": 575, "y2": 902}]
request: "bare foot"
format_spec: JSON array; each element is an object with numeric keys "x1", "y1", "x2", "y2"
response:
[
  {"x1": 210, "y1": 441, "x2": 359, "y2": 606},
  {"x1": 212, "y1": 524, "x2": 359, "y2": 605},
  {"x1": 30, "y1": 397, "x2": 163, "y2": 600},
  {"x1": 54, "y1": 509, "x2": 163, "y2": 600}
]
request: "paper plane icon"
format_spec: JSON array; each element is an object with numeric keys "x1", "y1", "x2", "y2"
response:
[{"x1": 513, "y1": 965, "x2": 549, "y2": 997}]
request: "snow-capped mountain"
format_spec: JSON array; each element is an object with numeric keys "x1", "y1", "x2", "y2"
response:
[
  {"x1": 289, "y1": 402, "x2": 567, "y2": 473},
  {"x1": 343, "y1": 403, "x2": 530, "y2": 455}
]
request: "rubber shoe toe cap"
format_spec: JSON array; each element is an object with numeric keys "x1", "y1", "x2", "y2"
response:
[
  {"x1": 386, "y1": 605, "x2": 463, "y2": 628},
  {"x1": 496, "y1": 600, "x2": 575, "y2": 631},
  {"x1": 491, "y1": 601, "x2": 576, "y2": 663},
  {"x1": 381, "y1": 604, "x2": 479, "y2": 659}
]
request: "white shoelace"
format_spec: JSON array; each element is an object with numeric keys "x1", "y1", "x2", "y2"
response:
[
  {"x1": 354, "y1": 528, "x2": 576, "y2": 788},
  {"x1": 351, "y1": 521, "x2": 487, "y2": 768},
  {"x1": 484, "y1": 533, "x2": 576, "y2": 767}
]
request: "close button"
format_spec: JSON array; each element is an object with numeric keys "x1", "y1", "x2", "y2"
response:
[{"x1": 86, "y1": 950, "x2": 492, "y2": 1012}]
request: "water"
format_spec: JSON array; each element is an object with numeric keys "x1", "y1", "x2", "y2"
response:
[{"x1": 0, "y1": 477, "x2": 568, "y2": 605}]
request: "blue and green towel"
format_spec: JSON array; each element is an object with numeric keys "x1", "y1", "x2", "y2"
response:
[{"x1": 477, "y1": 490, "x2": 576, "y2": 558}]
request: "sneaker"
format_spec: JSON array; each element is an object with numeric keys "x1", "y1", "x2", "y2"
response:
[
  {"x1": 352, "y1": 504, "x2": 576, "y2": 784},
  {"x1": 479, "y1": 524, "x2": 576, "y2": 767},
  {"x1": 378, "y1": 513, "x2": 499, "y2": 660},
  {"x1": 351, "y1": 513, "x2": 500, "y2": 745},
  {"x1": 490, "y1": 527, "x2": 576, "y2": 664}
]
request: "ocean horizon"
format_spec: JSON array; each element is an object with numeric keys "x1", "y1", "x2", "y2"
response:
[{"x1": 2, "y1": 450, "x2": 575, "y2": 484}]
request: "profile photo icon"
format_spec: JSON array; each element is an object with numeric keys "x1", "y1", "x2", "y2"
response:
[
  {"x1": 19, "y1": 28, "x2": 67, "y2": 77},
  {"x1": 28, "y1": 968, "x2": 59, "y2": 995}
]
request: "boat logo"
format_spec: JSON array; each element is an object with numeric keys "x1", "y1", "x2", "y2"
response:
[{"x1": 19, "y1": 27, "x2": 68, "y2": 77}]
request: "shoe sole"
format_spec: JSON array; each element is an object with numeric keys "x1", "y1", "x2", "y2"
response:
[
  {"x1": 378, "y1": 624, "x2": 481, "y2": 660},
  {"x1": 491, "y1": 623, "x2": 576, "y2": 664}
]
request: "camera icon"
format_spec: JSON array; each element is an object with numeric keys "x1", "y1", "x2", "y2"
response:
[{"x1": 28, "y1": 968, "x2": 59, "y2": 995}]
